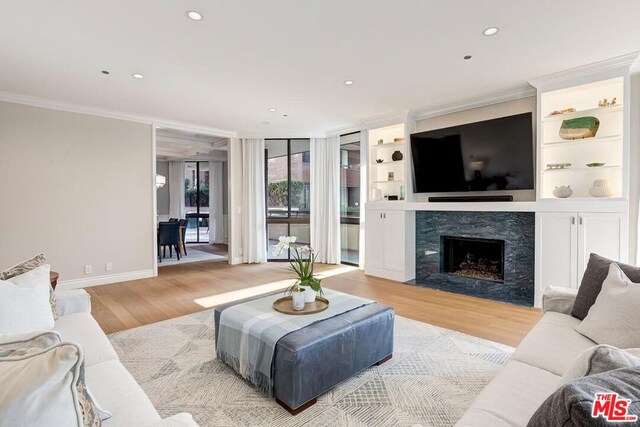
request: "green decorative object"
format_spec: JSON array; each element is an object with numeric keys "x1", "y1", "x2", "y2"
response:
[
  {"x1": 585, "y1": 163, "x2": 606, "y2": 168},
  {"x1": 559, "y1": 116, "x2": 600, "y2": 140}
]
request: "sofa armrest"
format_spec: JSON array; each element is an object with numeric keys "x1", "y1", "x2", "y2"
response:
[
  {"x1": 145, "y1": 413, "x2": 198, "y2": 427},
  {"x1": 55, "y1": 289, "x2": 91, "y2": 316},
  {"x1": 542, "y1": 286, "x2": 578, "y2": 315}
]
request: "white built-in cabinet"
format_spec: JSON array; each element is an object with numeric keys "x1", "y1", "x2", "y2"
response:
[
  {"x1": 536, "y1": 211, "x2": 628, "y2": 303},
  {"x1": 364, "y1": 208, "x2": 414, "y2": 282}
]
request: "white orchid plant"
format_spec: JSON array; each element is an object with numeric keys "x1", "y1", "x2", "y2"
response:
[{"x1": 274, "y1": 236, "x2": 323, "y2": 296}]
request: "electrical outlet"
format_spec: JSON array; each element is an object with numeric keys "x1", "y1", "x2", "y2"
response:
[
  {"x1": 105, "y1": 263, "x2": 113, "y2": 271},
  {"x1": 84, "y1": 265, "x2": 92, "y2": 274}
]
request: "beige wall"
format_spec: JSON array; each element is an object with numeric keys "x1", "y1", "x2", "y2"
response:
[
  {"x1": 0, "y1": 101, "x2": 154, "y2": 284},
  {"x1": 414, "y1": 96, "x2": 537, "y2": 202}
]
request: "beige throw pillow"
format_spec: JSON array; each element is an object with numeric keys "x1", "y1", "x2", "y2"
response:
[
  {"x1": 575, "y1": 263, "x2": 640, "y2": 348},
  {"x1": 0, "y1": 330, "x2": 61, "y2": 357},
  {"x1": 0, "y1": 342, "x2": 103, "y2": 427}
]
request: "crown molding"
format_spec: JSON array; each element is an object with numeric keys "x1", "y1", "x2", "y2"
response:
[
  {"x1": 0, "y1": 91, "x2": 237, "y2": 138},
  {"x1": 324, "y1": 123, "x2": 365, "y2": 137},
  {"x1": 528, "y1": 52, "x2": 640, "y2": 89},
  {"x1": 411, "y1": 86, "x2": 536, "y2": 121},
  {"x1": 360, "y1": 110, "x2": 410, "y2": 130},
  {"x1": 237, "y1": 130, "x2": 327, "y2": 139}
]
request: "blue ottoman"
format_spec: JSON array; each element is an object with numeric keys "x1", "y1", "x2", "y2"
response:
[{"x1": 214, "y1": 296, "x2": 394, "y2": 414}]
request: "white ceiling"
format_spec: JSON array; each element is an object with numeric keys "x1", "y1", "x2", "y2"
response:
[
  {"x1": 1, "y1": 1, "x2": 639, "y2": 136},
  {"x1": 156, "y1": 128, "x2": 227, "y2": 160}
]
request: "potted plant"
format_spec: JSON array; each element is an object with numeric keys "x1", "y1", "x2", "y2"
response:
[{"x1": 273, "y1": 236, "x2": 323, "y2": 304}]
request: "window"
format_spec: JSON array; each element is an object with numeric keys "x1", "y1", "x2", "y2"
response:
[
  {"x1": 340, "y1": 132, "x2": 361, "y2": 265},
  {"x1": 266, "y1": 139, "x2": 310, "y2": 260},
  {"x1": 184, "y1": 161, "x2": 209, "y2": 243}
]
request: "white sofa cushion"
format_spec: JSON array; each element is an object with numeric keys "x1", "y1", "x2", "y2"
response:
[
  {"x1": 56, "y1": 289, "x2": 92, "y2": 317},
  {"x1": 0, "y1": 264, "x2": 55, "y2": 334},
  {"x1": 455, "y1": 360, "x2": 560, "y2": 427},
  {"x1": 575, "y1": 263, "x2": 640, "y2": 348},
  {"x1": 510, "y1": 311, "x2": 596, "y2": 376},
  {"x1": 86, "y1": 359, "x2": 161, "y2": 427},
  {"x1": 55, "y1": 313, "x2": 119, "y2": 367}
]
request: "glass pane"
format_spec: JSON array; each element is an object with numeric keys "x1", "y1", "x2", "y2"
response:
[
  {"x1": 340, "y1": 133, "x2": 361, "y2": 264},
  {"x1": 267, "y1": 223, "x2": 289, "y2": 260},
  {"x1": 266, "y1": 140, "x2": 289, "y2": 218},
  {"x1": 184, "y1": 161, "x2": 198, "y2": 242},
  {"x1": 198, "y1": 162, "x2": 210, "y2": 242},
  {"x1": 289, "y1": 139, "x2": 310, "y2": 218},
  {"x1": 290, "y1": 223, "x2": 311, "y2": 260}
]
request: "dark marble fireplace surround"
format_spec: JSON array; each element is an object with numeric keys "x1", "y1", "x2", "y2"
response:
[{"x1": 412, "y1": 211, "x2": 535, "y2": 306}]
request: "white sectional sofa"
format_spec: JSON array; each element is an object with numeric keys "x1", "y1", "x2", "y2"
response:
[
  {"x1": 456, "y1": 287, "x2": 596, "y2": 427},
  {"x1": 54, "y1": 289, "x2": 198, "y2": 427}
]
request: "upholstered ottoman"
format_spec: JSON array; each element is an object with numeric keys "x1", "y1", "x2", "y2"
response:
[{"x1": 214, "y1": 296, "x2": 394, "y2": 414}]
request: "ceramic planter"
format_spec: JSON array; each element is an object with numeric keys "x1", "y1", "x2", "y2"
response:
[{"x1": 300, "y1": 285, "x2": 317, "y2": 303}]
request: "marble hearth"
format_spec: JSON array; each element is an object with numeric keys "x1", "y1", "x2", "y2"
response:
[{"x1": 411, "y1": 211, "x2": 535, "y2": 306}]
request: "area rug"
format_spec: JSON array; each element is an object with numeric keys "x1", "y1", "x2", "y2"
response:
[{"x1": 109, "y1": 309, "x2": 513, "y2": 426}]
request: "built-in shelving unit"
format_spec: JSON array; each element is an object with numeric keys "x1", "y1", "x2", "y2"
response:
[
  {"x1": 538, "y1": 77, "x2": 625, "y2": 199},
  {"x1": 368, "y1": 123, "x2": 406, "y2": 201}
]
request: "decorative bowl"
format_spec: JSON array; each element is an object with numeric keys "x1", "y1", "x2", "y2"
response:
[
  {"x1": 585, "y1": 163, "x2": 605, "y2": 168},
  {"x1": 553, "y1": 186, "x2": 573, "y2": 198},
  {"x1": 559, "y1": 116, "x2": 600, "y2": 140},
  {"x1": 376, "y1": 159, "x2": 384, "y2": 163}
]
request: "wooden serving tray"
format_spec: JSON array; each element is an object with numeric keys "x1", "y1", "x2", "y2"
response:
[{"x1": 273, "y1": 296, "x2": 329, "y2": 315}]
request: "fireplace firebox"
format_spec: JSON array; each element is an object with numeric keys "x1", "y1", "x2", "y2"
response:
[{"x1": 441, "y1": 236, "x2": 505, "y2": 283}]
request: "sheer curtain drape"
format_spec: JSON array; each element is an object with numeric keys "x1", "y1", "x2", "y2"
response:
[
  {"x1": 209, "y1": 161, "x2": 225, "y2": 244},
  {"x1": 310, "y1": 137, "x2": 341, "y2": 264},
  {"x1": 168, "y1": 161, "x2": 185, "y2": 220},
  {"x1": 241, "y1": 138, "x2": 267, "y2": 263}
]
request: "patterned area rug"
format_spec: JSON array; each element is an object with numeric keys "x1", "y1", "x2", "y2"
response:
[{"x1": 109, "y1": 309, "x2": 513, "y2": 426}]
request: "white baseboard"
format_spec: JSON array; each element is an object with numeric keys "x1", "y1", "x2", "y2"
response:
[{"x1": 56, "y1": 269, "x2": 155, "y2": 290}]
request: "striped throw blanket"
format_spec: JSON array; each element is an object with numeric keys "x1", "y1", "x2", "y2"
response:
[{"x1": 216, "y1": 289, "x2": 374, "y2": 395}]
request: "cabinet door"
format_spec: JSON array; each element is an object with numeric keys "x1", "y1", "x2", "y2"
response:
[
  {"x1": 536, "y1": 212, "x2": 578, "y2": 293},
  {"x1": 365, "y1": 210, "x2": 385, "y2": 269},
  {"x1": 577, "y1": 212, "x2": 627, "y2": 284},
  {"x1": 383, "y1": 210, "x2": 406, "y2": 272}
]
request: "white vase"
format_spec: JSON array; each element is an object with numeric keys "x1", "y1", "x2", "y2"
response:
[
  {"x1": 291, "y1": 290, "x2": 305, "y2": 311},
  {"x1": 589, "y1": 179, "x2": 614, "y2": 198},
  {"x1": 300, "y1": 286, "x2": 316, "y2": 303}
]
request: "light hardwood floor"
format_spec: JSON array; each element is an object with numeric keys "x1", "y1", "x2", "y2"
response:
[{"x1": 87, "y1": 260, "x2": 542, "y2": 347}]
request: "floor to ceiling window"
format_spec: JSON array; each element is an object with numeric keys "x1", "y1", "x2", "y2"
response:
[
  {"x1": 184, "y1": 161, "x2": 209, "y2": 243},
  {"x1": 266, "y1": 139, "x2": 311, "y2": 261},
  {"x1": 340, "y1": 132, "x2": 361, "y2": 265}
]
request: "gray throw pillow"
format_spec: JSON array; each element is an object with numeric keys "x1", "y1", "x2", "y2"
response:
[
  {"x1": 528, "y1": 367, "x2": 640, "y2": 427},
  {"x1": 560, "y1": 345, "x2": 640, "y2": 387},
  {"x1": 572, "y1": 254, "x2": 640, "y2": 320}
]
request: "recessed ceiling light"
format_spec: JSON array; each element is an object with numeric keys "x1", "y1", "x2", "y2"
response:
[
  {"x1": 186, "y1": 11, "x2": 203, "y2": 21},
  {"x1": 269, "y1": 108, "x2": 277, "y2": 112},
  {"x1": 262, "y1": 121, "x2": 270, "y2": 125},
  {"x1": 343, "y1": 80, "x2": 354, "y2": 86},
  {"x1": 101, "y1": 70, "x2": 110, "y2": 75},
  {"x1": 483, "y1": 27, "x2": 499, "y2": 36},
  {"x1": 463, "y1": 55, "x2": 472, "y2": 60},
  {"x1": 132, "y1": 73, "x2": 144, "y2": 79},
  {"x1": 282, "y1": 114, "x2": 288, "y2": 117}
]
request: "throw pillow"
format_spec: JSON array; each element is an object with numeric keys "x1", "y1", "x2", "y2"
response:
[
  {"x1": 0, "y1": 264, "x2": 55, "y2": 334},
  {"x1": 0, "y1": 330, "x2": 61, "y2": 358},
  {"x1": 560, "y1": 345, "x2": 640, "y2": 387},
  {"x1": 572, "y1": 253, "x2": 640, "y2": 320},
  {"x1": 528, "y1": 366, "x2": 640, "y2": 427},
  {"x1": 575, "y1": 263, "x2": 640, "y2": 348},
  {"x1": 0, "y1": 342, "x2": 104, "y2": 427},
  {"x1": 0, "y1": 253, "x2": 58, "y2": 319}
]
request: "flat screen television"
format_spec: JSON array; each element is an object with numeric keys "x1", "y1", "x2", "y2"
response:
[{"x1": 410, "y1": 113, "x2": 534, "y2": 194}]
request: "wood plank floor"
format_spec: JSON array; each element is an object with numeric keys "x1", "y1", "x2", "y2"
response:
[{"x1": 87, "y1": 261, "x2": 542, "y2": 347}]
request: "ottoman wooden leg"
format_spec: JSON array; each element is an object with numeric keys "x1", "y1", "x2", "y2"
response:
[
  {"x1": 276, "y1": 397, "x2": 317, "y2": 415},
  {"x1": 375, "y1": 353, "x2": 393, "y2": 366}
]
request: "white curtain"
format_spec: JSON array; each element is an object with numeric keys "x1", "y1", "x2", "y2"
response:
[
  {"x1": 209, "y1": 161, "x2": 225, "y2": 244},
  {"x1": 241, "y1": 138, "x2": 267, "y2": 263},
  {"x1": 168, "y1": 161, "x2": 185, "y2": 219},
  {"x1": 310, "y1": 137, "x2": 341, "y2": 264}
]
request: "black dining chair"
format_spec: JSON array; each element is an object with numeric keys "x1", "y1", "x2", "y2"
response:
[
  {"x1": 178, "y1": 219, "x2": 188, "y2": 256},
  {"x1": 157, "y1": 222, "x2": 181, "y2": 263},
  {"x1": 168, "y1": 218, "x2": 179, "y2": 222}
]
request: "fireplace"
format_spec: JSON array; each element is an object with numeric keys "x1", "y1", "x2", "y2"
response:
[{"x1": 441, "y1": 236, "x2": 505, "y2": 283}]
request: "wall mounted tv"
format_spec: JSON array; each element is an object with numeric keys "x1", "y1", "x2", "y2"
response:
[{"x1": 410, "y1": 112, "x2": 534, "y2": 194}]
